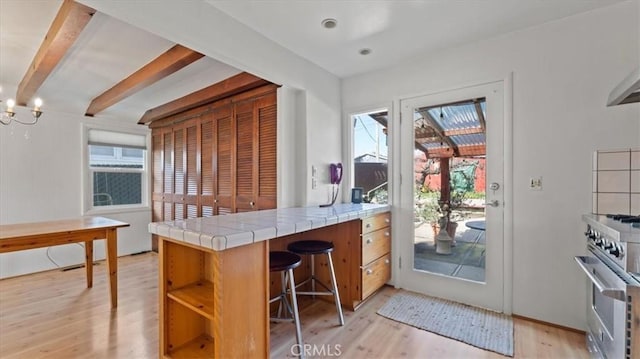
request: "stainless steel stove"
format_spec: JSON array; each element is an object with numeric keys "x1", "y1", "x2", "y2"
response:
[{"x1": 577, "y1": 214, "x2": 640, "y2": 358}]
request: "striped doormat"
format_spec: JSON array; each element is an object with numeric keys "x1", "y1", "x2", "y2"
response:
[{"x1": 377, "y1": 291, "x2": 513, "y2": 357}]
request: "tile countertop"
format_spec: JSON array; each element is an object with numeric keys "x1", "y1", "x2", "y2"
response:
[{"x1": 148, "y1": 203, "x2": 391, "y2": 251}]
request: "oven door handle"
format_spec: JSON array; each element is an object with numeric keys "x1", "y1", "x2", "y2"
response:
[{"x1": 574, "y1": 256, "x2": 626, "y2": 301}]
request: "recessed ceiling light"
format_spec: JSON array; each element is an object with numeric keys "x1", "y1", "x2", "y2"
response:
[
  {"x1": 359, "y1": 48, "x2": 372, "y2": 56},
  {"x1": 321, "y1": 18, "x2": 337, "y2": 29}
]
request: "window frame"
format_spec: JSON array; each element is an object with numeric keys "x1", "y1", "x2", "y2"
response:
[
  {"x1": 343, "y1": 104, "x2": 392, "y2": 205},
  {"x1": 82, "y1": 124, "x2": 151, "y2": 215}
]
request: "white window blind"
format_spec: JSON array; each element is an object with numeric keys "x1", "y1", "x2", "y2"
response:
[{"x1": 88, "y1": 129, "x2": 146, "y2": 150}]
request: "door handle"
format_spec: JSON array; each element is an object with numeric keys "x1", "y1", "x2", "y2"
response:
[{"x1": 485, "y1": 200, "x2": 500, "y2": 207}]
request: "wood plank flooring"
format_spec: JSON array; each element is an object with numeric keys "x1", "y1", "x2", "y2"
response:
[{"x1": 0, "y1": 253, "x2": 588, "y2": 358}]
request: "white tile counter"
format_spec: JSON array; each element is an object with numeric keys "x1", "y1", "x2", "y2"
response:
[{"x1": 148, "y1": 203, "x2": 390, "y2": 251}]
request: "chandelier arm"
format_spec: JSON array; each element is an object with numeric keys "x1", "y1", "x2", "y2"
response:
[{"x1": 12, "y1": 117, "x2": 39, "y2": 125}]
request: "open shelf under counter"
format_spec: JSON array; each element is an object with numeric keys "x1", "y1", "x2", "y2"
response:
[
  {"x1": 167, "y1": 281, "x2": 214, "y2": 320},
  {"x1": 165, "y1": 334, "x2": 214, "y2": 359}
]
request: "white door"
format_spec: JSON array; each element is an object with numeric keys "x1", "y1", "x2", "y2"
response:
[{"x1": 397, "y1": 80, "x2": 506, "y2": 312}]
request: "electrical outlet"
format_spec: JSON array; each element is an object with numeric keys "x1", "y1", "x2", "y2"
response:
[
  {"x1": 529, "y1": 177, "x2": 542, "y2": 191},
  {"x1": 311, "y1": 165, "x2": 317, "y2": 189}
]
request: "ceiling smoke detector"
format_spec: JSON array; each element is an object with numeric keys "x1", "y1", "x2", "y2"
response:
[
  {"x1": 359, "y1": 48, "x2": 372, "y2": 56},
  {"x1": 321, "y1": 18, "x2": 337, "y2": 29}
]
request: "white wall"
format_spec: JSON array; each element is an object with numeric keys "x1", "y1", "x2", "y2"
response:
[
  {"x1": 342, "y1": 1, "x2": 639, "y2": 330},
  {"x1": 0, "y1": 101, "x2": 152, "y2": 278},
  {"x1": 79, "y1": 0, "x2": 344, "y2": 207}
]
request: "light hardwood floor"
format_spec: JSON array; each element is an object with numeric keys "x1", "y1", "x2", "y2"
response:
[{"x1": 0, "y1": 253, "x2": 588, "y2": 358}]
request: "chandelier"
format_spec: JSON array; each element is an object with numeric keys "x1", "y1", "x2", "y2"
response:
[{"x1": 0, "y1": 97, "x2": 44, "y2": 126}]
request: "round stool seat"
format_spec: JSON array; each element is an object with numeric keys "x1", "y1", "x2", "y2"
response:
[
  {"x1": 269, "y1": 251, "x2": 302, "y2": 272},
  {"x1": 288, "y1": 240, "x2": 334, "y2": 255}
]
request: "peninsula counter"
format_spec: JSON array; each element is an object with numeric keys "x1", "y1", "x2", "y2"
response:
[{"x1": 149, "y1": 203, "x2": 390, "y2": 358}]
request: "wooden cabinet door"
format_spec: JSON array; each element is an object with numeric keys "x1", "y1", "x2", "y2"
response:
[
  {"x1": 255, "y1": 92, "x2": 277, "y2": 210},
  {"x1": 234, "y1": 99, "x2": 256, "y2": 213},
  {"x1": 214, "y1": 104, "x2": 234, "y2": 215}
]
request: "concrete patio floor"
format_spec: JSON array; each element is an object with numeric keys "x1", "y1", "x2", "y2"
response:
[{"x1": 413, "y1": 218, "x2": 486, "y2": 282}]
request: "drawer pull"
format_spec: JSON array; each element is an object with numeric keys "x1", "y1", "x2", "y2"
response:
[
  {"x1": 385, "y1": 218, "x2": 390, "y2": 223},
  {"x1": 384, "y1": 259, "x2": 390, "y2": 264},
  {"x1": 385, "y1": 231, "x2": 390, "y2": 237},
  {"x1": 366, "y1": 269, "x2": 373, "y2": 275},
  {"x1": 365, "y1": 223, "x2": 371, "y2": 229},
  {"x1": 366, "y1": 238, "x2": 372, "y2": 244}
]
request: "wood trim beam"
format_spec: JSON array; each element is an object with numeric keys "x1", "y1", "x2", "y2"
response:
[
  {"x1": 16, "y1": 0, "x2": 96, "y2": 106},
  {"x1": 85, "y1": 45, "x2": 204, "y2": 116},
  {"x1": 138, "y1": 72, "x2": 271, "y2": 125}
]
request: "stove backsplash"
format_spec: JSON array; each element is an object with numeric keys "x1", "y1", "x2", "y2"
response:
[{"x1": 592, "y1": 148, "x2": 640, "y2": 215}]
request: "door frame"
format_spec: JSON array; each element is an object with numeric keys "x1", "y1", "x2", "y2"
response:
[{"x1": 390, "y1": 73, "x2": 513, "y2": 314}]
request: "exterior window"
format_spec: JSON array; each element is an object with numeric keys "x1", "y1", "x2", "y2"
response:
[
  {"x1": 87, "y1": 129, "x2": 147, "y2": 210},
  {"x1": 352, "y1": 109, "x2": 388, "y2": 204}
]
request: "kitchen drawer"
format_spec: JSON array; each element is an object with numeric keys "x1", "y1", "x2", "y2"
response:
[
  {"x1": 362, "y1": 227, "x2": 391, "y2": 264},
  {"x1": 361, "y1": 253, "x2": 391, "y2": 300},
  {"x1": 362, "y1": 212, "x2": 391, "y2": 234}
]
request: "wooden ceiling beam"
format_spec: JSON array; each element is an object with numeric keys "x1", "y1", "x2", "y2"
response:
[
  {"x1": 16, "y1": 0, "x2": 96, "y2": 106},
  {"x1": 138, "y1": 72, "x2": 270, "y2": 125},
  {"x1": 85, "y1": 45, "x2": 204, "y2": 116}
]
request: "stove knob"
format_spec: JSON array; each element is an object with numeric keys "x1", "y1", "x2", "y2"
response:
[
  {"x1": 604, "y1": 241, "x2": 613, "y2": 250},
  {"x1": 608, "y1": 245, "x2": 620, "y2": 258},
  {"x1": 595, "y1": 238, "x2": 604, "y2": 247}
]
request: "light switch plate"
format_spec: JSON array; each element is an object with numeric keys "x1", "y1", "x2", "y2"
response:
[{"x1": 529, "y1": 177, "x2": 542, "y2": 191}]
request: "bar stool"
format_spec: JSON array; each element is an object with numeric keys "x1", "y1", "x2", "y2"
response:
[
  {"x1": 287, "y1": 240, "x2": 345, "y2": 326},
  {"x1": 269, "y1": 251, "x2": 304, "y2": 351}
]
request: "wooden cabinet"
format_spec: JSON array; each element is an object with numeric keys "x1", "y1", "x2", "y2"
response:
[
  {"x1": 271, "y1": 211, "x2": 392, "y2": 311},
  {"x1": 158, "y1": 238, "x2": 268, "y2": 358},
  {"x1": 150, "y1": 86, "x2": 277, "y2": 249},
  {"x1": 356, "y1": 212, "x2": 391, "y2": 308}
]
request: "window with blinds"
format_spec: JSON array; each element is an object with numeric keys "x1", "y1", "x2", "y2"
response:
[{"x1": 86, "y1": 128, "x2": 148, "y2": 210}]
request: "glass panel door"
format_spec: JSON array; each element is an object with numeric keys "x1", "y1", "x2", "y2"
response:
[{"x1": 398, "y1": 81, "x2": 505, "y2": 312}]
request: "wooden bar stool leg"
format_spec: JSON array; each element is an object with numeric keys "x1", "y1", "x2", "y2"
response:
[{"x1": 326, "y1": 252, "x2": 344, "y2": 326}]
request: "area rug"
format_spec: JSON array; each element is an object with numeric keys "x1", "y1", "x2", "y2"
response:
[{"x1": 377, "y1": 291, "x2": 513, "y2": 357}]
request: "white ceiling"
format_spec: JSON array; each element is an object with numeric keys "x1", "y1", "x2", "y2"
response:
[
  {"x1": 0, "y1": 0, "x2": 628, "y2": 123},
  {"x1": 0, "y1": 0, "x2": 241, "y2": 122},
  {"x1": 208, "y1": 0, "x2": 627, "y2": 77}
]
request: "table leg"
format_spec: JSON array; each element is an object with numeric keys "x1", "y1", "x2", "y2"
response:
[
  {"x1": 106, "y1": 228, "x2": 118, "y2": 308},
  {"x1": 85, "y1": 240, "x2": 93, "y2": 288}
]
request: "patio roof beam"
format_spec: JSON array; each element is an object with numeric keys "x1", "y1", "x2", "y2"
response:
[
  {"x1": 442, "y1": 127, "x2": 484, "y2": 137},
  {"x1": 474, "y1": 99, "x2": 486, "y2": 131},
  {"x1": 419, "y1": 110, "x2": 460, "y2": 157}
]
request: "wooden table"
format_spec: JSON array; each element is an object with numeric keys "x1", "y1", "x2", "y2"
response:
[{"x1": 0, "y1": 217, "x2": 130, "y2": 308}]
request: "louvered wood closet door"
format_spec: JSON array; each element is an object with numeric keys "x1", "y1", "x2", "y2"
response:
[
  {"x1": 152, "y1": 131, "x2": 164, "y2": 223},
  {"x1": 214, "y1": 104, "x2": 234, "y2": 215},
  {"x1": 255, "y1": 92, "x2": 277, "y2": 210},
  {"x1": 162, "y1": 130, "x2": 174, "y2": 221},
  {"x1": 200, "y1": 113, "x2": 215, "y2": 217},
  {"x1": 235, "y1": 99, "x2": 256, "y2": 212},
  {"x1": 184, "y1": 120, "x2": 199, "y2": 219}
]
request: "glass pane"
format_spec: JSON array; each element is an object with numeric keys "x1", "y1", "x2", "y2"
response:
[
  {"x1": 413, "y1": 100, "x2": 486, "y2": 282},
  {"x1": 93, "y1": 172, "x2": 142, "y2": 206},
  {"x1": 122, "y1": 148, "x2": 143, "y2": 159},
  {"x1": 352, "y1": 110, "x2": 388, "y2": 204},
  {"x1": 89, "y1": 145, "x2": 144, "y2": 169}
]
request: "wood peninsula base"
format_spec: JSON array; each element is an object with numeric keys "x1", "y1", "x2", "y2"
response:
[{"x1": 156, "y1": 210, "x2": 390, "y2": 358}]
